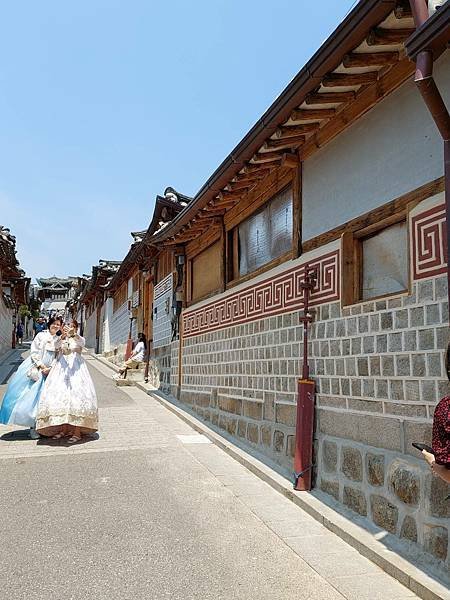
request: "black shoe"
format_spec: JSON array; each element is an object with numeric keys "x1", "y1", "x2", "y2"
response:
[
  {"x1": 412, "y1": 442, "x2": 433, "y2": 453},
  {"x1": 29, "y1": 428, "x2": 40, "y2": 440}
]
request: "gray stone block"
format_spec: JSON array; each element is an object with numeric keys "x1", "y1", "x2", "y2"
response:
[
  {"x1": 387, "y1": 298, "x2": 402, "y2": 309},
  {"x1": 318, "y1": 409, "x2": 402, "y2": 451},
  {"x1": 420, "y1": 379, "x2": 437, "y2": 404},
  {"x1": 350, "y1": 378, "x2": 361, "y2": 397},
  {"x1": 362, "y1": 336, "x2": 374, "y2": 354},
  {"x1": 417, "y1": 280, "x2": 434, "y2": 302},
  {"x1": 358, "y1": 316, "x2": 369, "y2": 333},
  {"x1": 341, "y1": 446, "x2": 363, "y2": 481},
  {"x1": 273, "y1": 430, "x2": 285, "y2": 453},
  {"x1": 410, "y1": 307, "x2": 424, "y2": 327},
  {"x1": 348, "y1": 398, "x2": 382, "y2": 413},
  {"x1": 369, "y1": 314, "x2": 380, "y2": 333},
  {"x1": 394, "y1": 309, "x2": 409, "y2": 330},
  {"x1": 418, "y1": 328, "x2": 435, "y2": 351},
  {"x1": 389, "y1": 461, "x2": 420, "y2": 505},
  {"x1": 369, "y1": 356, "x2": 381, "y2": 376},
  {"x1": 320, "y1": 478, "x2": 339, "y2": 501},
  {"x1": 325, "y1": 358, "x2": 335, "y2": 376},
  {"x1": 362, "y1": 302, "x2": 375, "y2": 313},
  {"x1": 335, "y1": 358, "x2": 345, "y2": 376},
  {"x1": 411, "y1": 354, "x2": 426, "y2": 377},
  {"x1": 341, "y1": 339, "x2": 351, "y2": 355},
  {"x1": 331, "y1": 378, "x2": 340, "y2": 395},
  {"x1": 395, "y1": 355, "x2": 410, "y2": 377},
  {"x1": 351, "y1": 337, "x2": 361, "y2": 356},
  {"x1": 329, "y1": 302, "x2": 341, "y2": 319},
  {"x1": 423, "y1": 525, "x2": 448, "y2": 561},
  {"x1": 335, "y1": 320, "x2": 346, "y2": 337},
  {"x1": 435, "y1": 276, "x2": 448, "y2": 300},
  {"x1": 437, "y1": 379, "x2": 450, "y2": 398},
  {"x1": 376, "y1": 379, "x2": 388, "y2": 399},
  {"x1": 389, "y1": 380, "x2": 404, "y2": 401},
  {"x1": 350, "y1": 304, "x2": 362, "y2": 315},
  {"x1": 426, "y1": 304, "x2": 441, "y2": 326},
  {"x1": 403, "y1": 330, "x2": 417, "y2": 351},
  {"x1": 321, "y1": 304, "x2": 330, "y2": 320},
  {"x1": 388, "y1": 333, "x2": 402, "y2": 352},
  {"x1": 403, "y1": 421, "x2": 433, "y2": 457},
  {"x1": 376, "y1": 334, "x2": 387, "y2": 353},
  {"x1": 357, "y1": 357, "x2": 369, "y2": 376},
  {"x1": 375, "y1": 300, "x2": 387, "y2": 311},
  {"x1": 370, "y1": 495, "x2": 398, "y2": 534},
  {"x1": 400, "y1": 516, "x2": 418, "y2": 543},
  {"x1": 345, "y1": 357, "x2": 356, "y2": 376},
  {"x1": 329, "y1": 339, "x2": 341, "y2": 356},
  {"x1": 340, "y1": 378, "x2": 350, "y2": 396},
  {"x1": 343, "y1": 486, "x2": 367, "y2": 516},
  {"x1": 427, "y1": 352, "x2": 442, "y2": 377},
  {"x1": 381, "y1": 355, "x2": 395, "y2": 376},
  {"x1": 362, "y1": 379, "x2": 375, "y2": 398},
  {"x1": 347, "y1": 317, "x2": 357, "y2": 336},
  {"x1": 384, "y1": 403, "x2": 427, "y2": 418},
  {"x1": 425, "y1": 473, "x2": 450, "y2": 519},
  {"x1": 435, "y1": 325, "x2": 449, "y2": 350},
  {"x1": 260, "y1": 425, "x2": 272, "y2": 447},
  {"x1": 380, "y1": 312, "x2": 393, "y2": 330},
  {"x1": 247, "y1": 423, "x2": 259, "y2": 444},
  {"x1": 322, "y1": 440, "x2": 338, "y2": 473},
  {"x1": 366, "y1": 453, "x2": 385, "y2": 487}
]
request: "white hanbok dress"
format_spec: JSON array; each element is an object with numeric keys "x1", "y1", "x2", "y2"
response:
[{"x1": 36, "y1": 334, "x2": 98, "y2": 435}]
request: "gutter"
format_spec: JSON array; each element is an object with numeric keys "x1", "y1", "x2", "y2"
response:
[
  {"x1": 152, "y1": 0, "x2": 398, "y2": 242},
  {"x1": 407, "y1": 0, "x2": 450, "y2": 320}
]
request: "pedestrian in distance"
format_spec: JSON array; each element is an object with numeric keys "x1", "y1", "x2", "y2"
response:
[
  {"x1": 0, "y1": 316, "x2": 63, "y2": 439},
  {"x1": 33, "y1": 316, "x2": 47, "y2": 337},
  {"x1": 36, "y1": 319, "x2": 98, "y2": 444},
  {"x1": 115, "y1": 332, "x2": 147, "y2": 380},
  {"x1": 16, "y1": 321, "x2": 24, "y2": 345}
]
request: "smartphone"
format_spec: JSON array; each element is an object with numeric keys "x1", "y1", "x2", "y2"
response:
[
  {"x1": 56, "y1": 330, "x2": 62, "y2": 337},
  {"x1": 411, "y1": 442, "x2": 433, "y2": 453}
]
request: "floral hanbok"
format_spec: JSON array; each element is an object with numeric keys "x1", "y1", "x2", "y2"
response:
[
  {"x1": 0, "y1": 331, "x2": 60, "y2": 427},
  {"x1": 36, "y1": 333, "x2": 98, "y2": 436}
]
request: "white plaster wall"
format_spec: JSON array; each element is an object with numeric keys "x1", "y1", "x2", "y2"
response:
[
  {"x1": 0, "y1": 296, "x2": 12, "y2": 358},
  {"x1": 100, "y1": 297, "x2": 113, "y2": 353},
  {"x1": 84, "y1": 311, "x2": 97, "y2": 350},
  {"x1": 302, "y1": 52, "x2": 450, "y2": 241}
]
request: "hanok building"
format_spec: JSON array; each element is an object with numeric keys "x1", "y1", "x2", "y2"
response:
[
  {"x1": 0, "y1": 226, "x2": 30, "y2": 355},
  {"x1": 148, "y1": 0, "x2": 450, "y2": 573},
  {"x1": 36, "y1": 276, "x2": 79, "y2": 317}
]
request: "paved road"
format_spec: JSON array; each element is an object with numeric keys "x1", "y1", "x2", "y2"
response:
[{"x1": 0, "y1": 349, "x2": 420, "y2": 600}]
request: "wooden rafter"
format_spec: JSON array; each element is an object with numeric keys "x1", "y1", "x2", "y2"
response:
[
  {"x1": 263, "y1": 135, "x2": 305, "y2": 150},
  {"x1": 225, "y1": 179, "x2": 255, "y2": 192},
  {"x1": 305, "y1": 91, "x2": 356, "y2": 105},
  {"x1": 367, "y1": 28, "x2": 415, "y2": 46},
  {"x1": 240, "y1": 163, "x2": 274, "y2": 175},
  {"x1": 233, "y1": 167, "x2": 271, "y2": 183},
  {"x1": 394, "y1": 0, "x2": 412, "y2": 19},
  {"x1": 274, "y1": 123, "x2": 320, "y2": 138},
  {"x1": 343, "y1": 51, "x2": 399, "y2": 68},
  {"x1": 290, "y1": 108, "x2": 336, "y2": 121},
  {"x1": 251, "y1": 151, "x2": 284, "y2": 164},
  {"x1": 323, "y1": 72, "x2": 378, "y2": 87}
]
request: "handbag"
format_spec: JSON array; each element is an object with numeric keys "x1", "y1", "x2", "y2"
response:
[{"x1": 27, "y1": 365, "x2": 40, "y2": 382}]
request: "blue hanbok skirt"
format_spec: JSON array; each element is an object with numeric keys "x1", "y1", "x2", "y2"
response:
[{"x1": 0, "y1": 356, "x2": 45, "y2": 427}]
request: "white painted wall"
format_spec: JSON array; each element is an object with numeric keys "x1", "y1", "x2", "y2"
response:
[
  {"x1": 84, "y1": 311, "x2": 97, "y2": 350},
  {"x1": 100, "y1": 297, "x2": 113, "y2": 353},
  {"x1": 0, "y1": 296, "x2": 13, "y2": 358},
  {"x1": 302, "y1": 52, "x2": 450, "y2": 241}
]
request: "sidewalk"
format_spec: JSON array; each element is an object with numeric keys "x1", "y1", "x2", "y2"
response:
[{"x1": 89, "y1": 351, "x2": 450, "y2": 600}]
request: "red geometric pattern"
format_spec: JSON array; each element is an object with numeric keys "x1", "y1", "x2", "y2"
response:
[
  {"x1": 183, "y1": 250, "x2": 340, "y2": 338},
  {"x1": 412, "y1": 204, "x2": 447, "y2": 280}
]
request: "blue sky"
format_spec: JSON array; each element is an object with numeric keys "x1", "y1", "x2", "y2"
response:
[{"x1": 1, "y1": 1, "x2": 356, "y2": 282}]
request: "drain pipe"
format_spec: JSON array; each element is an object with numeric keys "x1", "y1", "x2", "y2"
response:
[{"x1": 408, "y1": 0, "x2": 450, "y2": 320}]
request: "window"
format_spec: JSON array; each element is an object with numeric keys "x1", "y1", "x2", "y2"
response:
[
  {"x1": 342, "y1": 219, "x2": 408, "y2": 305},
  {"x1": 189, "y1": 239, "x2": 222, "y2": 303},
  {"x1": 113, "y1": 282, "x2": 127, "y2": 312},
  {"x1": 230, "y1": 186, "x2": 293, "y2": 279}
]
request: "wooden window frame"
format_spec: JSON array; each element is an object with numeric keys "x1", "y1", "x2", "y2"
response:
[
  {"x1": 341, "y1": 211, "x2": 410, "y2": 307},
  {"x1": 185, "y1": 229, "x2": 224, "y2": 307},
  {"x1": 225, "y1": 166, "x2": 301, "y2": 289}
]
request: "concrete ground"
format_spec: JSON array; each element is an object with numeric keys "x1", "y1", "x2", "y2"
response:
[{"x1": 0, "y1": 348, "x2": 422, "y2": 600}]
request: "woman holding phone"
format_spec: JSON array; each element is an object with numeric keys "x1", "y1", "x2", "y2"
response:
[
  {"x1": 36, "y1": 319, "x2": 98, "y2": 443},
  {"x1": 0, "y1": 317, "x2": 62, "y2": 436}
]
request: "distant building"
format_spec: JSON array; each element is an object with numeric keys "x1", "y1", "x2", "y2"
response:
[{"x1": 36, "y1": 276, "x2": 79, "y2": 317}]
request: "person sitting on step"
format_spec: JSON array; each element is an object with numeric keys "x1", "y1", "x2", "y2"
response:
[{"x1": 117, "y1": 333, "x2": 147, "y2": 379}]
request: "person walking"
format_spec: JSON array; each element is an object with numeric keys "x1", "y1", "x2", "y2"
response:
[
  {"x1": 0, "y1": 316, "x2": 63, "y2": 439},
  {"x1": 16, "y1": 322, "x2": 24, "y2": 345},
  {"x1": 33, "y1": 316, "x2": 47, "y2": 337},
  {"x1": 36, "y1": 319, "x2": 98, "y2": 444},
  {"x1": 116, "y1": 333, "x2": 147, "y2": 379}
]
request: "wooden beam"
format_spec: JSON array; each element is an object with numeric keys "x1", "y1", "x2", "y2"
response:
[
  {"x1": 343, "y1": 51, "x2": 399, "y2": 68},
  {"x1": 281, "y1": 153, "x2": 299, "y2": 169},
  {"x1": 200, "y1": 206, "x2": 226, "y2": 216},
  {"x1": 263, "y1": 135, "x2": 305, "y2": 150},
  {"x1": 275, "y1": 123, "x2": 320, "y2": 138},
  {"x1": 305, "y1": 91, "x2": 356, "y2": 105},
  {"x1": 290, "y1": 108, "x2": 336, "y2": 121},
  {"x1": 234, "y1": 167, "x2": 271, "y2": 182},
  {"x1": 394, "y1": 0, "x2": 412, "y2": 19},
  {"x1": 216, "y1": 191, "x2": 243, "y2": 203},
  {"x1": 252, "y1": 151, "x2": 284, "y2": 164},
  {"x1": 367, "y1": 27, "x2": 415, "y2": 46},
  {"x1": 225, "y1": 179, "x2": 255, "y2": 192},
  {"x1": 299, "y1": 58, "x2": 415, "y2": 162},
  {"x1": 322, "y1": 72, "x2": 378, "y2": 87},
  {"x1": 240, "y1": 163, "x2": 273, "y2": 175}
]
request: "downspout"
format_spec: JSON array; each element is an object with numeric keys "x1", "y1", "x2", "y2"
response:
[{"x1": 409, "y1": 0, "x2": 450, "y2": 321}]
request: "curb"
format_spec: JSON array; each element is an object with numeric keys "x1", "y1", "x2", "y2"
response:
[{"x1": 89, "y1": 352, "x2": 449, "y2": 600}]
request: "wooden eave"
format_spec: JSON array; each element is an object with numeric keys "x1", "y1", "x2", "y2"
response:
[
  {"x1": 405, "y1": 2, "x2": 450, "y2": 60},
  {"x1": 153, "y1": 0, "x2": 417, "y2": 248}
]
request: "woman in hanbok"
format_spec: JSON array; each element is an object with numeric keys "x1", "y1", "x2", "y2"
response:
[
  {"x1": 36, "y1": 319, "x2": 98, "y2": 443},
  {"x1": 0, "y1": 317, "x2": 62, "y2": 436}
]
